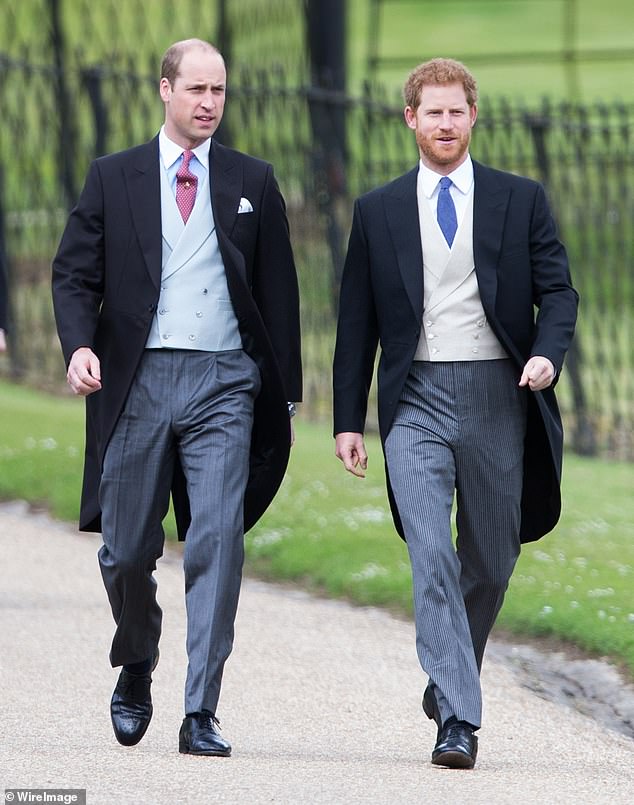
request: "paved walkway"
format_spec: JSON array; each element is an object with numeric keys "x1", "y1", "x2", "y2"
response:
[{"x1": 1, "y1": 502, "x2": 633, "y2": 804}]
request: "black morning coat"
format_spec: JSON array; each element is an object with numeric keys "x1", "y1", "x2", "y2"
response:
[
  {"x1": 333, "y1": 161, "x2": 579, "y2": 543},
  {"x1": 53, "y1": 137, "x2": 302, "y2": 539}
]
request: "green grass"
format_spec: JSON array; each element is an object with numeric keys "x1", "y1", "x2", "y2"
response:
[{"x1": 1, "y1": 378, "x2": 633, "y2": 676}]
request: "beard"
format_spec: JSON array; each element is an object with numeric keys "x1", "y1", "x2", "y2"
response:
[{"x1": 416, "y1": 128, "x2": 472, "y2": 171}]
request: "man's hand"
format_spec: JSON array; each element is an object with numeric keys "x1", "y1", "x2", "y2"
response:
[
  {"x1": 67, "y1": 347, "x2": 102, "y2": 396},
  {"x1": 335, "y1": 431, "x2": 368, "y2": 478},
  {"x1": 519, "y1": 356, "x2": 555, "y2": 391}
]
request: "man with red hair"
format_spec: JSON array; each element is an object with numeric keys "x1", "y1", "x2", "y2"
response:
[{"x1": 334, "y1": 58, "x2": 577, "y2": 768}]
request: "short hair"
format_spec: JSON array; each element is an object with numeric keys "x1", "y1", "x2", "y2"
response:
[
  {"x1": 160, "y1": 39, "x2": 223, "y2": 87},
  {"x1": 403, "y1": 57, "x2": 478, "y2": 109}
]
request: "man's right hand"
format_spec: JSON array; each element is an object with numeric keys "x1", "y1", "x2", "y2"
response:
[
  {"x1": 335, "y1": 432, "x2": 368, "y2": 478},
  {"x1": 67, "y1": 347, "x2": 102, "y2": 396}
]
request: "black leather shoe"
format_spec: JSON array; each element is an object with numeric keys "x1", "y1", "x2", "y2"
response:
[
  {"x1": 179, "y1": 711, "x2": 231, "y2": 757},
  {"x1": 422, "y1": 686, "x2": 442, "y2": 736},
  {"x1": 431, "y1": 722, "x2": 478, "y2": 769},
  {"x1": 110, "y1": 652, "x2": 159, "y2": 747}
]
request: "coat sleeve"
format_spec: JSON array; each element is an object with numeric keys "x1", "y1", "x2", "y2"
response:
[
  {"x1": 332, "y1": 198, "x2": 380, "y2": 435},
  {"x1": 52, "y1": 161, "x2": 105, "y2": 366},
  {"x1": 528, "y1": 183, "x2": 579, "y2": 373}
]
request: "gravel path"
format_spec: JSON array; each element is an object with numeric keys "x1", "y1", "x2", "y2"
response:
[{"x1": 1, "y1": 502, "x2": 633, "y2": 804}]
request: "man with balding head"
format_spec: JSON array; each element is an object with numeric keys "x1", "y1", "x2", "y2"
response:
[{"x1": 53, "y1": 39, "x2": 301, "y2": 755}]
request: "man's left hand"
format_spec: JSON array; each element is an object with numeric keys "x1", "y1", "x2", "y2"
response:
[{"x1": 519, "y1": 356, "x2": 555, "y2": 391}]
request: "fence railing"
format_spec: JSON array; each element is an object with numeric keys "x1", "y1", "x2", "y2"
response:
[{"x1": 1, "y1": 51, "x2": 632, "y2": 459}]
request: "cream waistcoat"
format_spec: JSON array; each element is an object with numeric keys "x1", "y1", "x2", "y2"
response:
[{"x1": 414, "y1": 188, "x2": 508, "y2": 361}]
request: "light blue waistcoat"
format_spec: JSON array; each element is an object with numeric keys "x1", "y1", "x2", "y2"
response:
[{"x1": 145, "y1": 159, "x2": 242, "y2": 351}]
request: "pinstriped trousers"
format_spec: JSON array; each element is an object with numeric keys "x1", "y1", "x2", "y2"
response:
[
  {"x1": 384, "y1": 360, "x2": 527, "y2": 728},
  {"x1": 98, "y1": 348, "x2": 260, "y2": 716}
]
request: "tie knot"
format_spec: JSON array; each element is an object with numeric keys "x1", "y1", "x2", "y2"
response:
[
  {"x1": 439, "y1": 176, "x2": 452, "y2": 191},
  {"x1": 179, "y1": 150, "x2": 194, "y2": 172}
]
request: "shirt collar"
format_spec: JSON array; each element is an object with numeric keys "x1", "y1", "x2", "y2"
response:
[
  {"x1": 419, "y1": 154, "x2": 474, "y2": 198},
  {"x1": 159, "y1": 126, "x2": 211, "y2": 171}
]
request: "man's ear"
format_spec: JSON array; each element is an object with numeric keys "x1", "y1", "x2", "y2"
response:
[
  {"x1": 404, "y1": 105, "x2": 417, "y2": 131},
  {"x1": 159, "y1": 77, "x2": 171, "y2": 103}
]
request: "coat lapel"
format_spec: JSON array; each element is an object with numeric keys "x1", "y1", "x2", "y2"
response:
[
  {"x1": 124, "y1": 137, "x2": 163, "y2": 289},
  {"x1": 472, "y1": 160, "x2": 510, "y2": 312},
  {"x1": 210, "y1": 139, "x2": 243, "y2": 239},
  {"x1": 382, "y1": 168, "x2": 423, "y2": 321}
]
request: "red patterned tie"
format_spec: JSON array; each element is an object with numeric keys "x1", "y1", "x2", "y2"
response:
[{"x1": 176, "y1": 150, "x2": 198, "y2": 223}]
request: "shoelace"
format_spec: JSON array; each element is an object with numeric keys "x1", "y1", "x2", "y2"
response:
[
  {"x1": 441, "y1": 723, "x2": 473, "y2": 743},
  {"x1": 120, "y1": 671, "x2": 151, "y2": 698},
  {"x1": 198, "y1": 711, "x2": 221, "y2": 731}
]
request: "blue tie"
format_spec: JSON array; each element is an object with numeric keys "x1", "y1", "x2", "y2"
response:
[{"x1": 437, "y1": 176, "x2": 457, "y2": 247}]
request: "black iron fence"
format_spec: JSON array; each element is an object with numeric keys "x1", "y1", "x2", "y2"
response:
[{"x1": 1, "y1": 4, "x2": 632, "y2": 460}]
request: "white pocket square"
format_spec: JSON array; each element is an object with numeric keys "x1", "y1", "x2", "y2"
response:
[{"x1": 237, "y1": 197, "x2": 253, "y2": 214}]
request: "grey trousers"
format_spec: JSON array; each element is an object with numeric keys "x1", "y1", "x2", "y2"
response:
[
  {"x1": 98, "y1": 348, "x2": 260, "y2": 715},
  {"x1": 384, "y1": 360, "x2": 527, "y2": 728}
]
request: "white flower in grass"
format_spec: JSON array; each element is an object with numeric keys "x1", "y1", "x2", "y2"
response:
[
  {"x1": 251, "y1": 529, "x2": 286, "y2": 548},
  {"x1": 39, "y1": 437, "x2": 58, "y2": 450},
  {"x1": 350, "y1": 563, "x2": 388, "y2": 581},
  {"x1": 24, "y1": 437, "x2": 36, "y2": 449},
  {"x1": 587, "y1": 587, "x2": 615, "y2": 598},
  {"x1": 353, "y1": 507, "x2": 388, "y2": 523},
  {"x1": 539, "y1": 605, "x2": 553, "y2": 617},
  {"x1": 570, "y1": 601, "x2": 580, "y2": 609},
  {"x1": 628, "y1": 614, "x2": 634, "y2": 623},
  {"x1": 310, "y1": 480, "x2": 329, "y2": 496},
  {"x1": 533, "y1": 550, "x2": 553, "y2": 563}
]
